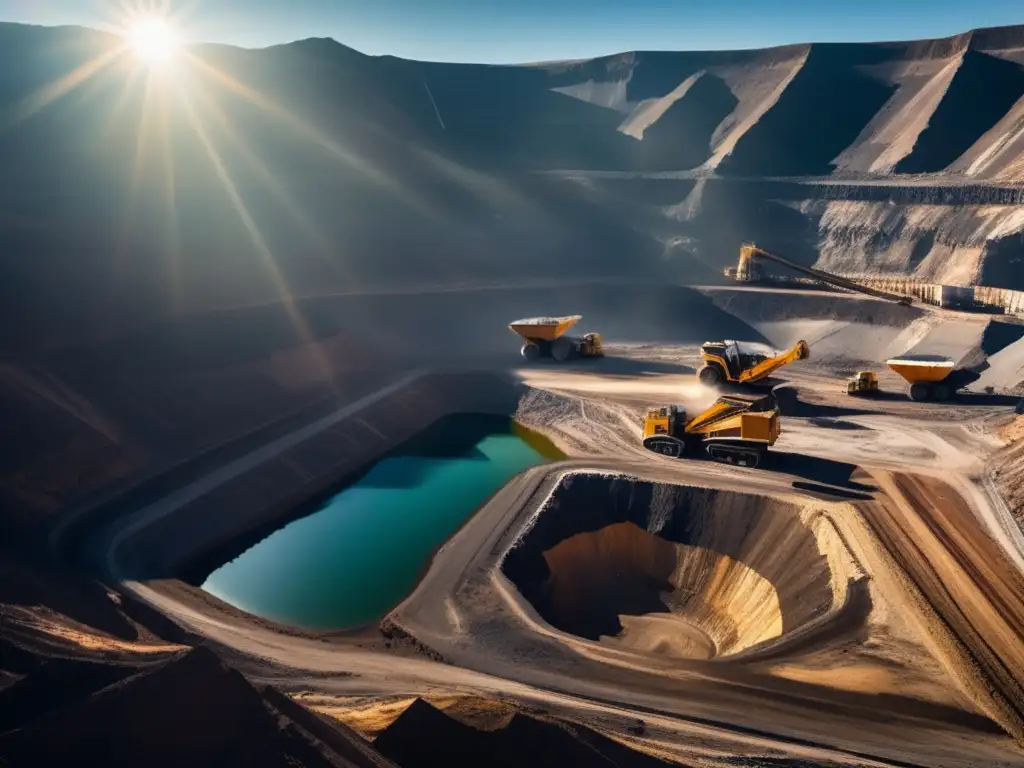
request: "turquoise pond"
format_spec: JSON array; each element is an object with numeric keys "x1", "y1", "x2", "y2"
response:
[{"x1": 201, "y1": 414, "x2": 559, "y2": 630}]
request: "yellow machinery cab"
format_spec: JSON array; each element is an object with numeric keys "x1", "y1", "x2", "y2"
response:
[
  {"x1": 642, "y1": 394, "x2": 781, "y2": 468},
  {"x1": 846, "y1": 371, "x2": 879, "y2": 396},
  {"x1": 698, "y1": 339, "x2": 809, "y2": 388}
]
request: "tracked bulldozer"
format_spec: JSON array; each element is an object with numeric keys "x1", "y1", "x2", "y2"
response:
[
  {"x1": 642, "y1": 392, "x2": 781, "y2": 468},
  {"x1": 697, "y1": 339, "x2": 809, "y2": 389},
  {"x1": 508, "y1": 315, "x2": 604, "y2": 362}
]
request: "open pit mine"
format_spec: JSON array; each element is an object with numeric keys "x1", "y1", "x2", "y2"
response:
[{"x1": 3, "y1": 18, "x2": 1024, "y2": 768}]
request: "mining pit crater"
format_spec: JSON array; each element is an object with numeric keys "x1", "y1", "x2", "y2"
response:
[{"x1": 502, "y1": 473, "x2": 865, "y2": 661}]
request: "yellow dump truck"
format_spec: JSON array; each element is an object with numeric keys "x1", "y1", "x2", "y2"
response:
[
  {"x1": 697, "y1": 339, "x2": 809, "y2": 388},
  {"x1": 642, "y1": 392, "x2": 781, "y2": 468},
  {"x1": 886, "y1": 356, "x2": 979, "y2": 401},
  {"x1": 508, "y1": 315, "x2": 604, "y2": 361},
  {"x1": 846, "y1": 371, "x2": 880, "y2": 396}
]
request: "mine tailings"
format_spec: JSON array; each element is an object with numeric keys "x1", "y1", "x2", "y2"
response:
[{"x1": 202, "y1": 414, "x2": 562, "y2": 629}]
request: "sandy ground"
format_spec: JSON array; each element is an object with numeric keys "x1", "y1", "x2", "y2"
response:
[{"x1": 19, "y1": 290, "x2": 1024, "y2": 767}]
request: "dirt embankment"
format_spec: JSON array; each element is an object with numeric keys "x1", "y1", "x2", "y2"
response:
[
  {"x1": 9, "y1": 282, "x2": 771, "y2": 544},
  {"x1": 113, "y1": 372, "x2": 529, "y2": 583},
  {"x1": 370, "y1": 697, "x2": 673, "y2": 768},
  {"x1": 1, "y1": 313, "x2": 388, "y2": 540},
  {"x1": 0, "y1": 645, "x2": 398, "y2": 767},
  {"x1": 502, "y1": 475, "x2": 860, "y2": 662},
  {"x1": 992, "y1": 415, "x2": 1024, "y2": 526},
  {"x1": 0, "y1": 643, "x2": 676, "y2": 768}
]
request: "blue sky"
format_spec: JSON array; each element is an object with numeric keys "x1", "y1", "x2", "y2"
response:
[{"x1": 3, "y1": 0, "x2": 1022, "y2": 62}]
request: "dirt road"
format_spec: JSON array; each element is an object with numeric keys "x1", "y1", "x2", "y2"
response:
[{"x1": 82, "y1": 345, "x2": 1024, "y2": 767}]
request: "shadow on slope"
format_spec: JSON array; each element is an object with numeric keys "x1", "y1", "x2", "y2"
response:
[
  {"x1": 981, "y1": 319, "x2": 1024, "y2": 356},
  {"x1": 635, "y1": 72, "x2": 739, "y2": 170},
  {"x1": 0, "y1": 646, "x2": 395, "y2": 768},
  {"x1": 0, "y1": 553, "x2": 140, "y2": 641},
  {"x1": 895, "y1": 51, "x2": 1024, "y2": 174},
  {"x1": 719, "y1": 46, "x2": 896, "y2": 176},
  {"x1": 980, "y1": 233, "x2": 1024, "y2": 291},
  {"x1": 413, "y1": 61, "x2": 642, "y2": 170},
  {"x1": 373, "y1": 697, "x2": 673, "y2": 768},
  {"x1": 0, "y1": 26, "x2": 671, "y2": 357}
]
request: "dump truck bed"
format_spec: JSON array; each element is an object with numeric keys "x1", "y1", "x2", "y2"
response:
[
  {"x1": 508, "y1": 315, "x2": 582, "y2": 341},
  {"x1": 886, "y1": 355, "x2": 955, "y2": 385}
]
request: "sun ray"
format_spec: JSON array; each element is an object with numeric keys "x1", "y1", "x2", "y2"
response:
[
  {"x1": 173, "y1": 82, "x2": 334, "y2": 383},
  {"x1": 2, "y1": 46, "x2": 126, "y2": 130},
  {"x1": 156, "y1": 82, "x2": 183, "y2": 312},
  {"x1": 182, "y1": 52, "x2": 438, "y2": 220},
  {"x1": 190, "y1": 81, "x2": 336, "y2": 263},
  {"x1": 113, "y1": 69, "x2": 162, "y2": 280},
  {"x1": 102, "y1": 65, "x2": 149, "y2": 135}
]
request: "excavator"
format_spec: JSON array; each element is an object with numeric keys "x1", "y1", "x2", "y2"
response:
[
  {"x1": 642, "y1": 392, "x2": 781, "y2": 468},
  {"x1": 697, "y1": 339, "x2": 810, "y2": 388}
]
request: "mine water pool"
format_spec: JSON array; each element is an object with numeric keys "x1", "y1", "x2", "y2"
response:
[{"x1": 201, "y1": 414, "x2": 560, "y2": 629}]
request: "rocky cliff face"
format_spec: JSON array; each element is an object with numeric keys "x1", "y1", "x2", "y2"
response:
[
  {"x1": 1, "y1": 22, "x2": 1024, "y2": 524},
  {"x1": 1, "y1": 23, "x2": 1024, "y2": 355}
]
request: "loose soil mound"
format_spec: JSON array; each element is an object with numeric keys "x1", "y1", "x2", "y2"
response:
[
  {"x1": 503, "y1": 475, "x2": 858, "y2": 660},
  {"x1": 0, "y1": 656, "x2": 137, "y2": 733},
  {"x1": 373, "y1": 697, "x2": 672, "y2": 768},
  {"x1": 0, "y1": 646, "x2": 395, "y2": 768}
]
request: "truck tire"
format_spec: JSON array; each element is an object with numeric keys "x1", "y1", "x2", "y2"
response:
[
  {"x1": 521, "y1": 342, "x2": 540, "y2": 361},
  {"x1": 698, "y1": 364, "x2": 725, "y2": 388},
  {"x1": 909, "y1": 383, "x2": 930, "y2": 401},
  {"x1": 933, "y1": 383, "x2": 951, "y2": 401},
  {"x1": 551, "y1": 336, "x2": 574, "y2": 362}
]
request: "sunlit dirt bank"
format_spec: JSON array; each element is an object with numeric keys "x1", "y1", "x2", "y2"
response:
[
  {"x1": 503, "y1": 478, "x2": 848, "y2": 661},
  {"x1": 7, "y1": 282, "x2": 1024, "y2": 768}
]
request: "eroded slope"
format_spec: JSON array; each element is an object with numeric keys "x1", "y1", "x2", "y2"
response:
[{"x1": 503, "y1": 475, "x2": 859, "y2": 661}]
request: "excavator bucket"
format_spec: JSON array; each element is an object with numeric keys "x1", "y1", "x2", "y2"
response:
[{"x1": 508, "y1": 315, "x2": 582, "y2": 342}]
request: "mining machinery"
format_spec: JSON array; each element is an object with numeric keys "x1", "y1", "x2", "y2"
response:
[
  {"x1": 697, "y1": 339, "x2": 810, "y2": 388},
  {"x1": 508, "y1": 315, "x2": 604, "y2": 361},
  {"x1": 726, "y1": 243, "x2": 914, "y2": 306},
  {"x1": 846, "y1": 371, "x2": 880, "y2": 396},
  {"x1": 642, "y1": 392, "x2": 781, "y2": 468},
  {"x1": 886, "y1": 356, "x2": 980, "y2": 401}
]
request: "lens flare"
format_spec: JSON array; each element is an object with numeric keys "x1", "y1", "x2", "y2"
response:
[{"x1": 129, "y1": 19, "x2": 179, "y2": 65}]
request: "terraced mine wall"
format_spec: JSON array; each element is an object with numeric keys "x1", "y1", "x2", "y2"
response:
[
  {"x1": 842, "y1": 276, "x2": 1024, "y2": 315},
  {"x1": 502, "y1": 474, "x2": 855, "y2": 660},
  {"x1": 115, "y1": 372, "x2": 527, "y2": 582},
  {"x1": 7, "y1": 24, "x2": 1024, "y2": 360},
  {"x1": 548, "y1": 174, "x2": 1024, "y2": 289},
  {"x1": 8, "y1": 281, "x2": 785, "y2": 540}
]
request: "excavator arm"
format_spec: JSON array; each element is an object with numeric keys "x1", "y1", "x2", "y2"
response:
[
  {"x1": 684, "y1": 393, "x2": 775, "y2": 433},
  {"x1": 737, "y1": 340, "x2": 810, "y2": 384},
  {"x1": 642, "y1": 393, "x2": 780, "y2": 467}
]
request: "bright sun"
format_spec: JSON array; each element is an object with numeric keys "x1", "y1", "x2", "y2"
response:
[{"x1": 129, "y1": 19, "x2": 179, "y2": 65}]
